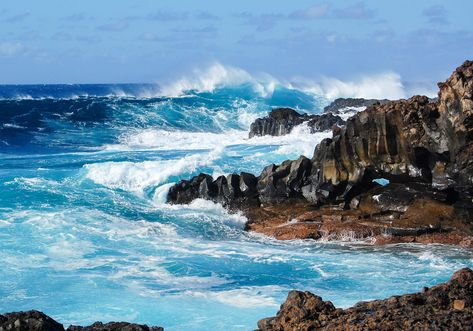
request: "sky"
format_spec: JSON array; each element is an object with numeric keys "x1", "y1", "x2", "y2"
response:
[{"x1": 0, "y1": 0, "x2": 472, "y2": 85}]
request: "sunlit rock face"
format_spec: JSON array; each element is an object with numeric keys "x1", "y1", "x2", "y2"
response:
[
  {"x1": 257, "y1": 268, "x2": 473, "y2": 331},
  {"x1": 302, "y1": 60, "x2": 473, "y2": 205}
]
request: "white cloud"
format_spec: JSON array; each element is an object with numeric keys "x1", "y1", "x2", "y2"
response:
[{"x1": 0, "y1": 42, "x2": 23, "y2": 57}]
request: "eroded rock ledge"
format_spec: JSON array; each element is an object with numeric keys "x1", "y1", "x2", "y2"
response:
[
  {"x1": 257, "y1": 268, "x2": 473, "y2": 331},
  {"x1": 167, "y1": 60, "x2": 473, "y2": 246},
  {"x1": 0, "y1": 310, "x2": 164, "y2": 331}
]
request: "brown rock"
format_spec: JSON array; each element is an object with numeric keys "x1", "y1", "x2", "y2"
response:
[{"x1": 257, "y1": 268, "x2": 473, "y2": 331}]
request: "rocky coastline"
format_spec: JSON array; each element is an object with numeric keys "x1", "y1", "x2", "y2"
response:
[
  {"x1": 167, "y1": 60, "x2": 473, "y2": 247},
  {"x1": 257, "y1": 268, "x2": 473, "y2": 331}
]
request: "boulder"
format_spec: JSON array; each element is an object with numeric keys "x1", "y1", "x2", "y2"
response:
[{"x1": 0, "y1": 310, "x2": 64, "y2": 331}]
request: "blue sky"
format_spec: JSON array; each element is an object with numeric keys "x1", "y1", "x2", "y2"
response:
[{"x1": 0, "y1": 0, "x2": 472, "y2": 84}]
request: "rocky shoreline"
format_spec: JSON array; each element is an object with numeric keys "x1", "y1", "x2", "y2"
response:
[
  {"x1": 167, "y1": 60, "x2": 473, "y2": 247},
  {"x1": 257, "y1": 268, "x2": 473, "y2": 331}
]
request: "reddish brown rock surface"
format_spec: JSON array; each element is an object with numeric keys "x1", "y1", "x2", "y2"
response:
[{"x1": 257, "y1": 268, "x2": 473, "y2": 331}]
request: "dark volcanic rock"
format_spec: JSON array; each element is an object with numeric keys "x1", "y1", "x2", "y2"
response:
[
  {"x1": 249, "y1": 108, "x2": 344, "y2": 138},
  {"x1": 167, "y1": 172, "x2": 260, "y2": 209},
  {"x1": 257, "y1": 268, "x2": 473, "y2": 331},
  {"x1": 323, "y1": 97, "x2": 389, "y2": 114},
  {"x1": 0, "y1": 310, "x2": 64, "y2": 331},
  {"x1": 168, "y1": 60, "x2": 473, "y2": 246},
  {"x1": 0, "y1": 310, "x2": 164, "y2": 331},
  {"x1": 302, "y1": 61, "x2": 473, "y2": 205},
  {"x1": 67, "y1": 322, "x2": 163, "y2": 331}
]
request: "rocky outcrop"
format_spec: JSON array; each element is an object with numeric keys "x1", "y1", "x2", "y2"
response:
[
  {"x1": 301, "y1": 61, "x2": 473, "y2": 206},
  {"x1": 0, "y1": 310, "x2": 64, "y2": 331},
  {"x1": 323, "y1": 97, "x2": 389, "y2": 114},
  {"x1": 167, "y1": 60, "x2": 473, "y2": 246},
  {"x1": 167, "y1": 172, "x2": 260, "y2": 210},
  {"x1": 248, "y1": 108, "x2": 344, "y2": 138},
  {"x1": 257, "y1": 268, "x2": 473, "y2": 331},
  {"x1": 0, "y1": 311, "x2": 164, "y2": 331}
]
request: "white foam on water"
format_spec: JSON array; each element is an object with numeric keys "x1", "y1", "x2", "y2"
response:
[
  {"x1": 105, "y1": 129, "x2": 248, "y2": 152},
  {"x1": 106, "y1": 122, "x2": 329, "y2": 160},
  {"x1": 334, "y1": 106, "x2": 367, "y2": 121},
  {"x1": 182, "y1": 286, "x2": 281, "y2": 308},
  {"x1": 158, "y1": 62, "x2": 416, "y2": 101},
  {"x1": 159, "y1": 62, "x2": 279, "y2": 98},
  {"x1": 84, "y1": 147, "x2": 223, "y2": 193},
  {"x1": 293, "y1": 72, "x2": 407, "y2": 100},
  {"x1": 153, "y1": 197, "x2": 248, "y2": 229}
]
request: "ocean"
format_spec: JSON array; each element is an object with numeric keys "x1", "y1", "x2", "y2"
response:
[{"x1": 0, "y1": 78, "x2": 472, "y2": 330}]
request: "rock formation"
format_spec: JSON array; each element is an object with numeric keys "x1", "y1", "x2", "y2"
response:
[
  {"x1": 322, "y1": 97, "x2": 389, "y2": 114},
  {"x1": 257, "y1": 268, "x2": 473, "y2": 331},
  {"x1": 0, "y1": 310, "x2": 164, "y2": 331},
  {"x1": 0, "y1": 310, "x2": 64, "y2": 331},
  {"x1": 167, "y1": 60, "x2": 473, "y2": 246},
  {"x1": 248, "y1": 108, "x2": 344, "y2": 138}
]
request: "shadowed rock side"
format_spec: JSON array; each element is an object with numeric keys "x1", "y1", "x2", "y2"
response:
[
  {"x1": 248, "y1": 108, "x2": 344, "y2": 138},
  {"x1": 0, "y1": 310, "x2": 164, "y2": 331},
  {"x1": 167, "y1": 60, "x2": 473, "y2": 246},
  {"x1": 257, "y1": 268, "x2": 473, "y2": 331}
]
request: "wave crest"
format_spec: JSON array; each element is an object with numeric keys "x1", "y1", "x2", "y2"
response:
[{"x1": 159, "y1": 63, "x2": 279, "y2": 98}]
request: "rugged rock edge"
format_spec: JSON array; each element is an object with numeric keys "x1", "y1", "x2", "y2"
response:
[
  {"x1": 0, "y1": 311, "x2": 164, "y2": 331},
  {"x1": 256, "y1": 268, "x2": 473, "y2": 331}
]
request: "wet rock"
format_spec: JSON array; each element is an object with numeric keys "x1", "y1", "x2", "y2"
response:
[
  {"x1": 0, "y1": 310, "x2": 64, "y2": 331},
  {"x1": 167, "y1": 172, "x2": 260, "y2": 209},
  {"x1": 257, "y1": 156, "x2": 312, "y2": 204},
  {"x1": 167, "y1": 173, "x2": 213, "y2": 205},
  {"x1": 257, "y1": 268, "x2": 473, "y2": 331},
  {"x1": 249, "y1": 108, "x2": 344, "y2": 138}
]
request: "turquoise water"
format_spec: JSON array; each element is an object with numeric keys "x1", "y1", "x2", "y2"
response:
[{"x1": 0, "y1": 83, "x2": 472, "y2": 330}]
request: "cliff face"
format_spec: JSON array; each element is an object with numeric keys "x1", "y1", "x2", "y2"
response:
[
  {"x1": 167, "y1": 61, "x2": 473, "y2": 246},
  {"x1": 301, "y1": 61, "x2": 473, "y2": 205},
  {"x1": 257, "y1": 268, "x2": 473, "y2": 331}
]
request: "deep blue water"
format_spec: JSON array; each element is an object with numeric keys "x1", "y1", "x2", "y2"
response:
[{"x1": 0, "y1": 83, "x2": 472, "y2": 330}]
